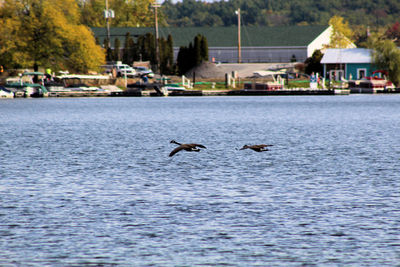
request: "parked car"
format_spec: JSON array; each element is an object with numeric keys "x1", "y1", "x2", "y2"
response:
[
  {"x1": 115, "y1": 64, "x2": 136, "y2": 78},
  {"x1": 102, "y1": 62, "x2": 136, "y2": 78}
]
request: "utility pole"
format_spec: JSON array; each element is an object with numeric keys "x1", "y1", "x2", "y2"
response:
[
  {"x1": 235, "y1": 8, "x2": 241, "y2": 63},
  {"x1": 152, "y1": 1, "x2": 161, "y2": 73},
  {"x1": 104, "y1": 0, "x2": 115, "y2": 49},
  {"x1": 105, "y1": 0, "x2": 111, "y2": 48}
]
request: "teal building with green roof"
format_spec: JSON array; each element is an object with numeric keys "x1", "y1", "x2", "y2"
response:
[{"x1": 91, "y1": 25, "x2": 341, "y2": 63}]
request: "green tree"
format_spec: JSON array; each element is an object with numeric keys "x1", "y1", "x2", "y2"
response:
[
  {"x1": 200, "y1": 35, "x2": 209, "y2": 62},
  {"x1": 371, "y1": 37, "x2": 400, "y2": 87},
  {"x1": 176, "y1": 34, "x2": 208, "y2": 75},
  {"x1": 194, "y1": 35, "x2": 202, "y2": 66},
  {"x1": 80, "y1": 0, "x2": 156, "y2": 27},
  {"x1": 123, "y1": 32, "x2": 135, "y2": 64},
  {"x1": 0, "y1": 0, "x2": 105, "y2": 73},
  {"x1": 161, "y1": 34, "x2": 175, "y2": 74},
  {"x1": 103, "y1": 38, "x2": 113, "y2": 62},
  {"x1": 159, "y1": 37, "x2": 169, "y2": 74},
  {"x1": 304, "y1": 50, "x2": 323, "y2": 75},
  {"x1": 177, "y1": 46, "x2": 190, "y2": 75},
  {"x1": 140, "y1": 33, "x2": 156, "y2": 64},
  {"x1": 113, "y1": 38, "x2": 121, "y2": 61},
  {"x1": 167, "y1": 35, "x2": 174, "y2": 66}
]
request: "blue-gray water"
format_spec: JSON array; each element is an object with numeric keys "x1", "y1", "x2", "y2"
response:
[{"x1": 0, "y1": 95, "x2": 399, "y2": 266}]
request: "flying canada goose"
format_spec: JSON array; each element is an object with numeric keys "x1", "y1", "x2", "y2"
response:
[
  {"x1": 240, "y1": 144, "x2": 273, "y2": 152},
  {"x1": 169, "y1": 140, "x2": 207, "y2": 157}
]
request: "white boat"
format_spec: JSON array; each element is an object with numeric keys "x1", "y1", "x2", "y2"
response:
[
  {"x1": 163, "y1": 84, "x2": 186, "y2": 92},
  {"x1": 65, "y1": 84, "x2": 102, "y2": 91},
  {"x1": 0, "y1": 86, "x2": 14, "y2": 98}
]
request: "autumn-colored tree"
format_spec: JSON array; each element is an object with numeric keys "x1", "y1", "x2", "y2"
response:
[
  {"x1": 385, "y1": 22, "x2": 400, "y2": 46},
  {"x1": 79, "y1": 0, "x2": 105, "y2": 27},
  {"x1": 0, "y1": 0, "x2": 105, "y2": 73},
  {"x1": 80, "y1": 0, "x2": 156, "y2": 27},
  {"x1": 352, "y1": 25, "x2": 371, "y2": 48},
  {"x1": 328, "y1": 16, "x2": 354, "y2": 48}
]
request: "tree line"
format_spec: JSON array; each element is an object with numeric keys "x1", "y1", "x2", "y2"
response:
[
  {"x1": 77, "y1": 0, "x2": 400, "y2": 30},
  {"x1": 77, "y1": 0, "x2": 400, "y2": 47},
  {"x1": 103, "y1": 33, "x2": 175, "y2": 74},
  {"x1": 0, "y1": 0, "x2": 209, "y2": 75},
  {"x1": 101, "y1": 33, "x2": 209, "y2": 76},
  {"x1": 176, "y1": 34, "x2": 208, "y2": 75},
  {"x1": 160, "y1": 0, "x2": 400, "y2": 28}
]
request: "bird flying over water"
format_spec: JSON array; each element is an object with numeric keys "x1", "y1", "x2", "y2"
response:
[
  {"x1": 240, "y1": 144, "x2": 273, "y2": 152},
  {"x1": 169, "y1": 140, "x2": 207, "y2": 157}
]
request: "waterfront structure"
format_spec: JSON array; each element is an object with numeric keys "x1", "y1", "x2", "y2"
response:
[
  {"x1": 320, "y1": 48, "x2": 377, "y2": 81},
  {"x1": 91, "y1": 25, "x2": 351, "y2": 63}
]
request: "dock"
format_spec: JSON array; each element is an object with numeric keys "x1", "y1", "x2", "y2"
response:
[
  {"x1": 48, "y1": 91, "x2": 111, "y2": 97},
  {"x1": 227, "y1": 89, "x2": 336, "y2": 96}
]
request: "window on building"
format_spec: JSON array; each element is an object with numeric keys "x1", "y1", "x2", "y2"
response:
[
  {"x1": 358, "y1": 69, "x2": 367, "y2": 79},
  {"x1": 329, "y1": 70, "x2": 344, "y2": 81}
]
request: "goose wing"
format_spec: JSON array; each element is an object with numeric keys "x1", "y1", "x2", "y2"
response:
[
  {"x1": 191, "y1": 143, "x2": 206, "y2": 149},
  {"x1": 258, "y1": 144, "x2": 273, "y2": 148},
  {"x1": 169, "y1": 146, "x2": 184, "y2": 157}
]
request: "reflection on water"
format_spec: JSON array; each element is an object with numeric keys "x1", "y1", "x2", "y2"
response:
[{"x1": 0, "y1": 95, "x2": 399, "y2": 265}]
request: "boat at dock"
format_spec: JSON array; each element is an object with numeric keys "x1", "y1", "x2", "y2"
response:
[
  {"x1": 228, "y1": 79, "x2": 336, "y2": 95},
  {"x1": 0, "y1": 86, "x2": 14, "y2": 98},
  {"x1": 125, "y1": 82, "x2": 166, "y2": 96},
  {"x1": 348, "y1": 72, "x2": 397, "y2": 94},
  {"x1": 4, "y1": 82, "x2": 48, "y2": 97}
]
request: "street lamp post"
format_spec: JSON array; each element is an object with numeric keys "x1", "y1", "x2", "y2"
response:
[{"x1": 152, "y1": 1, "x2": 161, "y2": 73}]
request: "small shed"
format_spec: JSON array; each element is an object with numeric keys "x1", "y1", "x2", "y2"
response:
[{"x1": 321, "y1": 48, "x2": 378, "y2": 81}]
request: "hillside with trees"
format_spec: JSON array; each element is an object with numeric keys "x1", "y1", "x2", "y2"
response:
[
  {"x1": 77, "y1": 0, "x2": 400, "y2": 49},
  {"x1": 160, "y1": 0, "x2": 400, "y2": 28},
  {"x1": 77, "y1": 0, "x2": 400, "y2": 30}
]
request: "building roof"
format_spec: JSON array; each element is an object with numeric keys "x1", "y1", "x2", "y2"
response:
[
  {"x1": 91, "y1": 25, "x2": 329, "y2": 48},
  {"x1": 321, "y1": 48, "x2": 372, "y2": 64}
]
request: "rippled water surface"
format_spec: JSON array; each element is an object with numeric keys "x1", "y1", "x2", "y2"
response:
[{"x1": 1, "y1": 95, "x2": 400, "y2": 266}]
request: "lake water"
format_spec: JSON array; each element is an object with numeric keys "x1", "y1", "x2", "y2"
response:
[{"x1": 0, "y1": 95, "x2": 399, "y2": 266}]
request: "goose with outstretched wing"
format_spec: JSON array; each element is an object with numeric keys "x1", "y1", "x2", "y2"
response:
[
  {"x1": 169, "y1": 140, "x2": 207, "y2": 157},
  {"x1": 240, "y1": 144, "x2": 273, "y2": 152}
]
